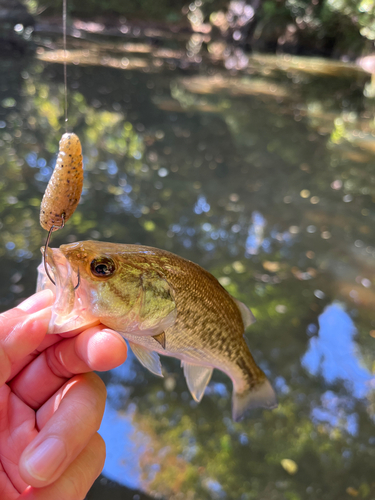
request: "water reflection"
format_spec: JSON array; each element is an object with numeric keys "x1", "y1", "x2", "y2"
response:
[
  {"x1": 245, "y1": 211, "x2": 266, "y2": 256},
  {"x1": 1, "y1": 26, "x2": 375, "y2": 500},
  {"x1": 303, "y1": 303, "x2": 374, "y2": 400},
  {"x1": 100, "y1": 404, "x2": 146, "y2": 490}
]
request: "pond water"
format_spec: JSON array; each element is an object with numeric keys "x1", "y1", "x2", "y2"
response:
[{"x1": 1, "y1": 25, "x2": 375, "y2": 500}]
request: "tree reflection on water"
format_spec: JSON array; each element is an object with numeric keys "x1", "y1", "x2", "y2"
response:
[{"x1": 0, "y1": 29, "x2": 375, "y2": 500}]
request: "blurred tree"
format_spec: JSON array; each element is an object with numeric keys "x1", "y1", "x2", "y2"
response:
[{"x1": 20, "y1": 0, "x2": 375, "y2": 57}]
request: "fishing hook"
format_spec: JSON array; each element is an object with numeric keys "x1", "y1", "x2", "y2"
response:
[
  {"x1": 43, "y1": 223, "x2": 60, "y2": 286},
  {"x1": 43, "y1": 213, "x2": 80, "y2": 289},
  {"x1": 43, "y1": 213, "x2": 65, "y2": 287},
  {"x1": 74, "y1": 267, "x2": 80, "y2": 290}
]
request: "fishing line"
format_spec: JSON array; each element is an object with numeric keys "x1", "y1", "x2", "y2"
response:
[
  {"x1": 42, "y1": 0, "x2": 69, "y2": 285},
  {"x1": 63, "y1": 0, "x2": 68, "y2": 131}
]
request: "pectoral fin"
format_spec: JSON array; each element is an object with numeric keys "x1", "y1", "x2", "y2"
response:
[
  {"x1": 139, "y1": 272, "x2": 177, "y2": 334},
  {"x1": 129, "y1": 341, "x2": 163, "y2": 377},
  {"x1": 152, "y1": 331, "x2": 166, "y2": 349},
  {"x1": 181, "y1": 361, "x2": 213, "y2": 402}
]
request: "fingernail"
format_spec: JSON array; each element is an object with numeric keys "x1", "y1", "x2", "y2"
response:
[
  {"x1": 23, "y1": 438, "x2": 67, "y2": 481},
  {"x1": 18, "y1": 289, "x2": 55, "y2": 313}
]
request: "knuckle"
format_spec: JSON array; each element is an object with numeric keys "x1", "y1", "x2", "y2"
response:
[
  {"x1": 63, "y1": 374, "x2": 106, "y2": 431},
  {"x1": 83, "y1": 372, "x2": 107, "y2": 400},
  {"x1": 0, "y1": 347, "x2": 11, "y2": 385},
  {"x1": 45, "y1": 344, "x2": 73, "y2": 378}
]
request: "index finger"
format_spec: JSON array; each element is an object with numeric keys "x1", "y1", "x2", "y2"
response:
[{"x1": 0, "y1": 290, "x2": 54, "y2": 385}]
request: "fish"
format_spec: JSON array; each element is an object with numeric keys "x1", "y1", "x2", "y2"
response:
[{"x1": 37, "y1": 240, "x2": 277, "y2": 420}]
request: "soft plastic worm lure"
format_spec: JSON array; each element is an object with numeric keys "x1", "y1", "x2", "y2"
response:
[
  {"x1": 40, "y1": 132, "x2": 83, "y2": 231},
  {"x1": 40, "y1": 132, "x2": 83, "y2": 286}
]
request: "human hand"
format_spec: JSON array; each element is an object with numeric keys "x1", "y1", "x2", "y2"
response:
[{"x1": 0, "y1": 289, "x2": 128, "y2": 500}]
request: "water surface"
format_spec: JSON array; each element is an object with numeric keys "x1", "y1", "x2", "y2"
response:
[{"x1": 0, "y1": 28, "x2": 375, "y2": 500}]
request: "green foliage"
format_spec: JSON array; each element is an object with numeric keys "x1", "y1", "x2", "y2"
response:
[
  {"x1": 23, "y1": 0, "x2": 187, "y2": 20},
  {"x1": 18, "y1": 0, "x2": 375, "y2": 57}
]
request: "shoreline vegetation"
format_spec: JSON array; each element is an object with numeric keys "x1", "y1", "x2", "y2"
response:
[{"x1": 2, "y1": 0, "x2": 375, "y2": 60}]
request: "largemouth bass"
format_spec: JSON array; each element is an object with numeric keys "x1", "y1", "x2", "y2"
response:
[{"x1": 37, "y1": 240, "x2": 277, "y2": 420}]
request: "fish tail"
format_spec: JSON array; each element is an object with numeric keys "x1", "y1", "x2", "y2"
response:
[
  {"x1": 232, "y1": 377, "x2": 277, "y2": 421},
  {"x1": 230, "y1": 337, "x2": 277, "y2": 421}
]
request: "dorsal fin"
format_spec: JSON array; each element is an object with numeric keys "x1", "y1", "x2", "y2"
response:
[
  {"x1": 181, "y1": 361, "x2": 213, "y2": 402},
  {"x1": 233, "y1": 298, "x2": 256, "y2": 329},
  {"x1": 128, "y1": 341, "x2": 163, "y2": 377}
]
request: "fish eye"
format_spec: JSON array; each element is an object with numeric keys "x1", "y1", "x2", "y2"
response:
[{"x1": 90, "y1": 257, "x2": 116, "y2": 278}]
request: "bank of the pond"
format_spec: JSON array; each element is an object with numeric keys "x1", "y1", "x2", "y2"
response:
[{"x1": 3, "y1": 0, "x2": 374, "y2": 60}]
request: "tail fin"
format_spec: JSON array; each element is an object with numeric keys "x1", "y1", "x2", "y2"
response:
[{"x1": 232, "y1": 378, "x2": 277, "y2": 421}]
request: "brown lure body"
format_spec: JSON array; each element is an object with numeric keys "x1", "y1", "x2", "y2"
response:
[{"x1": 40, "y1": 133, "x2": 83, "y2": 231}]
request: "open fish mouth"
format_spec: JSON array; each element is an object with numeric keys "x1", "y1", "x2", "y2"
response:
[{"x1": 37, "y1": 247, "x2": 100, "y2": 334}]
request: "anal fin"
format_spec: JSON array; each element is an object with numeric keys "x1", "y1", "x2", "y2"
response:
[
  {"x1": 152, "y1": 331, "x2": 166, "y2": 349},
  {"x1": 181, "y1": 361, "x2": 213, "y2": 402},
  {"x1": 129, "y1": 341, "x2": 163, "y2": 377}
]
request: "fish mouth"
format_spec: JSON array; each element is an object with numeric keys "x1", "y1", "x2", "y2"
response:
[{"x1": 37, "y1": 247, "x2": 100, "y2": 335}]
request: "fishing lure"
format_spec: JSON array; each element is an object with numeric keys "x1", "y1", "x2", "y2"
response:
[
  {"x1": 40, "y1": 132, "x2": 83, "y2": 231},
  {"x1": 40, "y1": 132, "x2": 83, "y2": 286}
]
